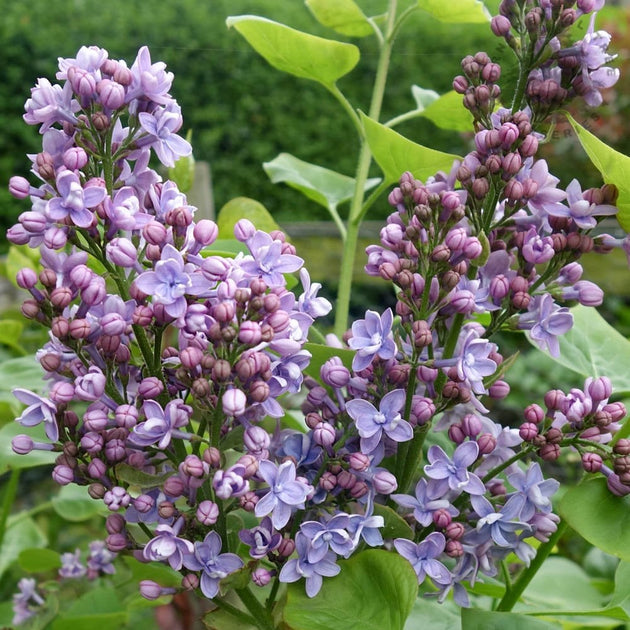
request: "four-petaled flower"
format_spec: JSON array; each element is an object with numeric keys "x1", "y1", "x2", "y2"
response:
[
  {"x1": 255, "y1": 460, "x2": 313, "y2": 529},
  {"x1": 47, "y1": 170, "x2": 106, "y2": 228},
  {"x1": 424, "y1": 441, "x2": 486, "y2": 496},
  {"x1": 507, "y1": 463, "x2": 559, "y2": 521},
  {"x1": 392, "y1": 478, "x2": 459, "y2": 527},
  {"x1": 183, "y1": 531, "x2": 244, "y2": 599},
  {"x1": 13, "y1": 388, "x2": 58, "y2": 441},
  {"x1": 130, "y1": 399, "x2": 192, "y2": 449},
  {"x1": 240, "y1": 230, "x2": 304, "y2": 287},
  {"x1": 348, "y1": 308, "x2": 397, "y2": 372},
  {"x1": 346, "y1": 389, "x2": 413, "y2": 454},
  {"x1": 394, "y1": 533, "x2": 451, "y2": 585}
]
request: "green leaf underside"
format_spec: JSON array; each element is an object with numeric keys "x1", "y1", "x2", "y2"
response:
[
  {"x1": 51, "y1": 484, "x2": 107, "y2": 521},
  {"x1": 531, "y1": 304, "x2": 630, "y2": 395},
  {"x1": 305, "y1": 0, "x2": 373, "y2": 37},
  {"x1": 0, "y1": 515, "x2": 47, "y2": 579},
  {"x1": 361, "y1": 112, "x2": 460, "y2": 184},
  {"x1": 216, "y1": 197, "x2": 281, "y2": 239},
  {"x1": 461, "y1": 609, "x2": 560, "y2": 629},
  {"x1": 0, "y1": 421, "x2": 56, "y2": 474},
  {"x1": 559, "y1": 477, "x2": 630, "y2": 562},
  {"x1": 417, "y1": 0, "x2": 491, "y2": 23},
  {"x1": 283, "y1": 549, "x2": 418, "y2": 630},
  {"x1": 417, "y1": 89, "x2": 474, "y2": 132},
  {"x1": 566, "y1": 113, "x2": 630, "y2": 231},
  {"x1": 263, "y1": 152, "x2": 380, "y2": 213},
  {"x1": 226, "y1": 15, "x2": 360, "y2": 86}
]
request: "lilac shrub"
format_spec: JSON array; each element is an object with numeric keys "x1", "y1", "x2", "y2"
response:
[{"x1": 6, "y1": 1, "x2": 630, "y2": 627}]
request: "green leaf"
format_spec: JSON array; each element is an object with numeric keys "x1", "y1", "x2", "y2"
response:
[
  {"x1": 417, "y1": 0, "x2": 491, "y2": 23},
  {"x1": 200, "y1": 238, "x2": 248, "y2": 258},
  {"x1": 283, "y1": 549, "x2": 417, "y2": 630},
  {"x1": 0, "y1": 515, "x2": 47, "y2": 579},
  {"x1": 18, "y1": 547, "x2": 61, "y2": 573},
  {"x1": 122, "y1": 555, "x2": 182, "y2": 588},
  {"x1": 114, "y1": 463, "x2": 173, "y2": 489},
  {"x1": 305, "y1": 0, "x2": 373, "y2": 37},
  {"x1": 404, "y1": 595, "x2": 461, "y2": 629},
  {"x1": 372, "y1": 504, "x2": 414, "y2": 540},
  {"x1": 5, "y1": 245, "x2": 40, "y2": 287},
  {"x1": 415, "y1": 88, "x2": 474, "y2": 132},
  {"x1": 0, "y1": 319, "x2": 26, "y2": 354},
  {"x1": 226, "y1": 15, "x2": 360, "y2": 86},
  {"x1": 608, "y1": 561, "x2": 630, "y2": 609},
  {"x1": 51, "y1": 484, "x2": 105, "y2": 522},
  {"x1": 263, "y1": 152, "x2": 380, "y2": 215},
  {"x1": 361, "y1": 112, "x2": 460, "y2": 184},
  {"x1": 303, "y1": 342, "x2": 355, "y2": 380},
  {"x1": 0, "y1": 422, "x2": 57, "y2": 474},
  {"x1": 52, "y1": 587, "x2": 127, "y2": 630},
  {"x1": 559, "y1": 477, "x2": 630, "y2": 562},
  {"x1": 217, "y1": 197, "x2": 281, "y2": 239},
  {"x1": 462, "y1": 609, "x2": 560, "y2": 629},
  {"x1": 0, "y1": 355, "x2": 46, "y2": 394},
  {"x1": 530, "y1": 305, "x2": 630, "y2": 395},
  {"x1": 512, "y1": 556, "x2": 629, "y2": 620},
  {"x1": 565, "y1": 113, "x2": 630, "y2": 231}
]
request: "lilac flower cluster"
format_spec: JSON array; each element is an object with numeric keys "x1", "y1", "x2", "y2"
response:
[{"x1": 6, "y1": 4, "x2": 628, "y2": 618}]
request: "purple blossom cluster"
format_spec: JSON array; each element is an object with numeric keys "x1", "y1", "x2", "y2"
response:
[{"x1": 6, "y1": 2, "x2": 629, "y2": 618}]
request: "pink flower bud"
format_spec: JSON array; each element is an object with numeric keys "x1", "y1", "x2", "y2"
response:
[
  {"x1": 197, "y1": 500, "x2": 219, "y2": 525},
  {"x1": 373, "y1": 470, "x2": 397, "y2": 494},
  {"x1": 12, "y1": 434, "x2": 34, "y2": 454},
  {"x1": 9, "y1": 176, "x2": 32, "y2": 199},
  {"x1": 138, "y1": 377, "x2": 164, "y2": 399},
  {"x1": 222, "y1": 388, "x2": 247, "y2": 417}
]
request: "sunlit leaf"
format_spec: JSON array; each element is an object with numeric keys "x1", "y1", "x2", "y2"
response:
[
  {"x1": 167, "y1": 129, "x2": 195, "y2": 193},
  {"x1": 462, "y1": 609, "x2": 560, "y2": 629},
  {"x1": 529, "y1": 305, "x2": 630, "y2": 395},
  {"x1": 303, "y1": 342, "x2": 354, "y2": 380},
  {"x1": 263, "y1": 152, "x2": 380, "y2": 215},
  {"x1": 283, "y1": 549, "x2": 417, "y2": 630},
  {"x1": 226, "y1": 15, "x2": 360, "y2": 86},
  {"x1": 51, "y1": 484, "x2": 107, "y2": 522},
  {"x1": 216, "y1": 197, "x2": 281, "y2": 239},
  {"x1": 566, "y1": 113, "x2": 630, "y2": 231},
  {"x1": 18, "y1": 548, "x2": 61, "y2": 573},
  {"x1": 51, "y1": 587, "x2": 127, "y2": 630},
  {"x1": 305, "y1": 0, "x2": 373, "y2": 37},
  {"x1": 361, "y1": 112, "x2": 460, "y2": 184},
  {"x1": 416, "y1": 89, "x2": 474, "y2": 132},
  {"x1": 417, "y1": 0, "x2": 491, "y2": 23}
]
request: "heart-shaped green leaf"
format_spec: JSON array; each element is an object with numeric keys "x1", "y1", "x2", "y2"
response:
[
  {"x1": 565, "y1": 113, "x2": 630, "y2": 231},
  {"x1": 361, "y1": 112, "x2": 460, "y2": 184},
  {"x1": 217, "y1": 197, "x2": 281, "y2": 239},
  {"x1": 283, "y1": 549, "x2": 418, "y2": 630},
  {"x1": 417, "y1": 0, "x2": 491, "y2": 23},
  {"x1": 305, "y1": 0, "x2": 373, "y2": 37},
  {"x1": 226, "y1": 15, "x2": 360, "y2": 86}
]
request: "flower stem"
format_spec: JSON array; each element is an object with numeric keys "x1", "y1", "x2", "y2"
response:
[
  {"x1": 236, "y1": 586, "x2": 277, "y2": 630},
  {"x1": 495, "y1": 519, "x2": 568, "y2": 611}
]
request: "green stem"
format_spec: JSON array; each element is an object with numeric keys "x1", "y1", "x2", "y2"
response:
[
  {"x1": 236, "y1": 587, "x2": 276, "y2": 630},
  {"x1": 266, "y1": 577, "x2": 281, "y2": 613},
  {"x1": 0, "y1": 468, "x2": 20, "y2": 549},
  {"x1": 326, "y1": 83, "x2": 363, "y2": 139},
  {"x1": 212, "y1": 596, "x2": 261, "y2": 627},
  {"x1": 333, "y1": 0, "x2": 399, "y2": 339},
  {"x1": 495, "y1": 519, "x2": 568, "y2": 611}
]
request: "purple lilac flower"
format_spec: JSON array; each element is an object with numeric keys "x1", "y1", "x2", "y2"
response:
[
  {"x1": 104, "y1": 186, "x2": 152, "y2": 232},
  {"x1": 130, "y1": 399, "x2": 192, "y2": 449},
  {"x1": 470, "y1": 494, "x2": 531, "y2": 548},
  {"x1": 279, "y1": 531, "x2": 341, "y2": 598},
  {"x1": 562, "y1": 179, "x2": 617, "y2": 229},
  {"x1": 213, "y1": 464, "x2": 249, "y2": 499},
  {"x1": 518, "y1": 294, "x2": 573, "y2": 357},
  {"x1": 346, "y1": 389, "x2": 413, "y2": 454},
  {"x1": 393, "y1": 533, "x2": 451, "y2": 586},
  {"x1": 254, "y1": 460, "x2": 312, "y2": 529},
  {"x1": 47, "y1": 170, "x2": 106, "y2": 228},
  {"x1": 240, "y1": 230, "x2": 303, "y2": 287},
  {"x1": 346, "y1": 512, "x2": 385, "y2": 547},
  {"x1": 238, "y1": 517, "x2": 282, "y2": 559},
  {"x1": 424, "y1": 441, "x2": 485, "y2": 496},
  {"x1": 299, "y1": 513, "x2": 356, "y2": 562},
  {"x1": 86, "y1": 540, "x2": 117, "y2": 575},
  {"x1": 134, "y1": 244, "x2": 207, "y2": 319},
  {"x1": 59, "y1": 549, "x2": 86, "y2": 578},
  {"x1": 12, "y1": 578, "x2": 45, "y2": 626},
  {"x1": 297, "y1": 268, "x2": 332, "y2": 318},
  {"x1": 128, "y1": 45, "x2": 174, "y2": 106},
  {"x1": 517, "y1": 158, "x2": 567, "y2": 220},
  {"x1": 139, "y1": 102, "x2": 192, "y2": 168},
  {"x1": 392, "y1": 478, "x2": 459, "y2": 526},
  {"x1": 348, "y1": 308, "x2": 397, "y2": 372},
  {"x1": 143, "y1": 521, "x2": 193, "y2": 570},
  {"x1": 440, "y1": 328, "x2": 497, "y2": 395},
  {"x1": 507, "y1": 463, "x2": 559, "y2": 521},
  {"x1": 13, "y1": 388, "x2": 58, "y2": 441},
  {"x1": 23, "y1": 79, "x2": 79, "y2": 131},
  {"x1": 182, "y1": 531, "x2": 243, "y2": 599}
]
